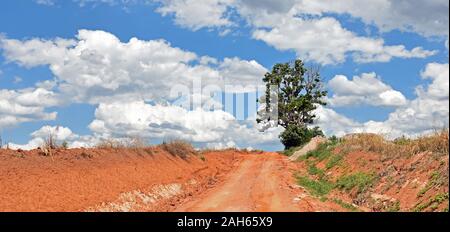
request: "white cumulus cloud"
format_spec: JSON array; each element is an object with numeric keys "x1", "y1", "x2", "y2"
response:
[
  {"x1": 155, "y1": 0, "x2": 235, "y2": 31},
  {"x1": 89, "y1": 100, "x2": 282, "y2": 148},
  {"x1": 0, "y1": 30, "x2": 266, "y2": 106},
  {"x1": 327, "y1": 72, "x2": 407, "y2": 107},
  {"x1": 316, "y1": 62, "x2": 449, "y2": 138},
  {"x1": 0, "y1": 88, "x2": 59, "y2": 128},
  {"x1": 8, "y1": 125, "x2": 98, "y2": 150},
  {"x1": 252, "y1": 16, "x2": 436, "y2": 65}
]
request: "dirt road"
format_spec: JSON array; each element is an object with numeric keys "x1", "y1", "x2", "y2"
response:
[
  {"x1": 0, "y1": 148, "x2": 338, "y2": 212},
  {"x1": 175, "y1": 153, "x2": 302, "y2": 212}
]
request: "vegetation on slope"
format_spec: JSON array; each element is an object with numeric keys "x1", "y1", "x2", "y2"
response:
[{"x1": 293, "y1": 130, "x2": 449, "y2": 212}]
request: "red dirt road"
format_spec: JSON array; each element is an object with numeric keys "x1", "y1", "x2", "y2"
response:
[
  {"x1": 0, "y1": 148, "x2": 337, "y2": 212},
  {"x1": 176, "y1": 153, "x2": 301, "y2": 212}
]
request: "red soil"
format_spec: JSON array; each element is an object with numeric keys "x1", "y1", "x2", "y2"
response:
[
  {"x1": 297, "y1": 148, "x2": 449, "y2": 212},
  {"x1": 0, "y1": 147, "x2": 239, "y2": 212},
  {"x1": 0, "y1": 148, "x2": 339, "y2": 212},
  {"x1": 1, "y1": 144, "x2": 446, "y2": 212}
]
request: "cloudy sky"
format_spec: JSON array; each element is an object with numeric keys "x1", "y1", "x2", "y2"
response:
[{"x1": 0, "y1": 0, "x2": 448, "y2": 150}]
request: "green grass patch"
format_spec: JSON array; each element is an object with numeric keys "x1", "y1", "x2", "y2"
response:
[
  {"x1": 303, "y1": 143, "x2": 333, "y2": 161},
  {"x1": 413, "y1": 193, "x2": 449, "y2": 212},
  {"x1": 417, "y1": 171, "x2": 442, "y2": 197},
  {"x1": 332, "y1": 198, "x2": 358, "y2": 212},
  {"x1": 307, "y1": 164, "x2": 325, "y2": 179},
  {"x1": 325, "y1": 154, "x2": 343, "y2": 170},
  {"x1": 296, "y1": 175, "x2": 334, "y2": 197},
  {"x1": 335, "y1": 172, "x2": 377, "y2": 193},
  {"x1": 386, "y1": 201, "x2": 401, "y2": 212}
]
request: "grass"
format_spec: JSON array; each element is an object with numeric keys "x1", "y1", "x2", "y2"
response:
[
  {"x1": 417, "y1": 171, "x2": 443, "y2": 197},
  {"x1": 325, "y1": 154, "x2": 343, "y2": 170},
  {"x1": 296, "y1": 175, "x2": 334, "y2": 197},
  {"x1": 332, "y1": 198, "x2": 359, "y2": 212},
  {"x1": 293, "y1": 130, "x2": 449, "y2": 211},
  {"x1": 39, "y1": 134, "x2": 58, "y2": 156},
  {"x1": 282, "y1": 146, "x2": 300, "y2": 156},
  {"x1": 96, "y1": 137, "x2": 147, "y2": 149},
  {"x1": 307, "y1": 163, "x2": 325, "y2": 179},
  {"x1": 297, "y1": 170, "x2": 377, "y2": 205},
  {"x1": 302, "y1": 142, "x2": 333, "y2": 161},
  {"x1": 386, "y1": 201, "x2": 401, "y2": 212},
  {"x1": 341, "y1": 130, "x2": 449, "y2": 159},
  {"x1": 413, "y1": 193, "x2": 449, "y2": 212},
  {"x1": 160, "y1": 140, "x2": 197, "y2": 159},
  {"x1": 282, "y1": 135, "x2": 343, "y2": 161},
  {"x1": 335, "y1": 172, "x2": 377, "y2": 193}
]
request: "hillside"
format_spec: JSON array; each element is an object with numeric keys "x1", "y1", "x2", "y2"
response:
[
  {"x1": 0, "y1": 145, "x2": 241, "y2": 212},
  {"x1": 292, "y1": 131, "x2": 449, "y2": 212},
  {"x1": 0, "y1": 131, "x2": 448, "y2": 212}
]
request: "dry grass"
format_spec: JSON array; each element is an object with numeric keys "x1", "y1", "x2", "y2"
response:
[
  {"x1": 39, "y1": 133, "x2": 57, "y2": 156},
  {"x1": 96, "y1": 137, "x2": 147, "y2": 149},
  {"x1": 160, "y1": 140, "x2": 197, "y2": 159},
  {"x1": 340, "y1": 130, "x2": 449, "y2": 159},
  {"x1": 404, "y1": 130, "x2": 449, "y2": 155},
  {"x1": 96, "y1": 138, "x2": 125, "y2": 149},
  {"x1": 200, "y1": 147, "x2": 241, "y2": 153}
]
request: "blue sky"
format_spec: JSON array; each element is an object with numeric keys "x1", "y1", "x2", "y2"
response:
[{"x1": 0, "y1": 0, "x2": 448, "y2": 150}]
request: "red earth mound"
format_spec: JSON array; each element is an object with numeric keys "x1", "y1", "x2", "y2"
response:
[
  {"x1": 295, "y1": 141, "x2": 449, "y2": 212},
  {"x1": 0, "y1": 147, "x2": 241, "y2": 212}
]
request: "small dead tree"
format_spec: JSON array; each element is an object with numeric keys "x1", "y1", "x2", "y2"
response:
[{"x1": 40, "y1": 133, "x2": 56, "y2": 156}]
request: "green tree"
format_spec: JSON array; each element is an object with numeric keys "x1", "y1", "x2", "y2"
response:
[{"x1": 257, "y1": 59, "x2": 327, "y2": 149}]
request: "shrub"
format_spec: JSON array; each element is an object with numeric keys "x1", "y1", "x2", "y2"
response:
[
  {"x1": 61, "y1": 141, "x2": 69, "y2": 149},
  {"x1": 80, "y1": 152, "x2": 93, "y2": 159},
  {"x1": 280, "y1": 125, "x2": 323, "y2": 149},
  {"x1": 39, "y1": 133, "x2": 57, "y2": 156},
  {"x1": 125, "y1": 136, "x2": 147, "y2": 149},
  {"x1": 96, "y1": 138, "x2": 125, "y2": 149},
  {"x1": 161, "y1": 140, "x2": 196, "y2": 159},
  {"x1": 328, "y1": 135, "x2": 340, "y2": 145},
  {"x1": 96, "y1": 137, "x2": 147, "y2": 149}
]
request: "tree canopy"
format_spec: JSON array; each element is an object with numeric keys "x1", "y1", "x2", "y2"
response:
[{"x1": 257, "y1": 59, "x2": 327, "y2": 148}]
